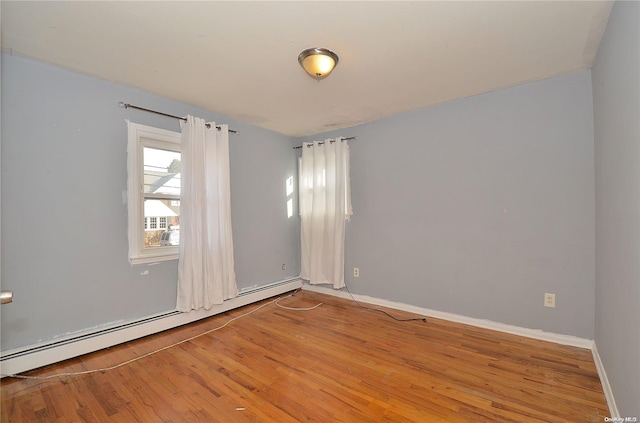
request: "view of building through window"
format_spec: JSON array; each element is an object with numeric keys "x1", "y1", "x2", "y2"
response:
[{"x1": 143, "y1": 146, "x2": 181, "y2": 248}]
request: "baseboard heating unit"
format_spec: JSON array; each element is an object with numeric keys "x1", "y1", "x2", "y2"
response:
[{"x1": 1, "y1": 278, "x2": 302, "y2": 377}]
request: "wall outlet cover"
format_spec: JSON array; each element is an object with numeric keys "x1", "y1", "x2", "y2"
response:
[{"x1": 544, "y1": 293, "x2": 556, "y2": 308}]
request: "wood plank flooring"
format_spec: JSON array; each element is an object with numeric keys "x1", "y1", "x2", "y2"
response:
[{"x1": 1, "y1": 290, "x2": 609, "y2": 422}]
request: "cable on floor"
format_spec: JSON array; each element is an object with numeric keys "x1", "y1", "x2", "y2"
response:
[
  {"x1": 1, "y1": 290, "x2": 321, "y2": 381},
  {"x1": 275, "y1": 290, "x2": 322, "y2": 311},
  {"x1": 343, "y1": 280, "x2": 427, "y2": 323}
]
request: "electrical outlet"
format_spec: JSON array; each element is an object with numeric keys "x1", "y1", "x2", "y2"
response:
[
  {"x1": 544, "y1": 293, "x2": 556, "y2": 308},
  {"x1": 282, "y1": 263, "x2": 286, "y2": 271},
  {"x1": 354, "y1": 267, "x2": 360, "y2": 278}
]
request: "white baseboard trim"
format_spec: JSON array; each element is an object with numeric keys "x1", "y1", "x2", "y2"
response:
[
  {"x1": 592, "y1": 341, "x2": 619, "y2": 418},
  {"x1": 302, "y1": 283, "x2": 594, "y2": 349},
  {"x1": 1, "y1": 278, "x2": 302, "y2": 377}
]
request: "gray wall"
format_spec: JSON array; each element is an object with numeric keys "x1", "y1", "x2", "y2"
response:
[
  {"x1": 592, "y1": 0, "x2": 640, "y2": 417},
  {"x1": 1, "y1": 54, "x2": 300, "y2": 351},
  {"x1": 299, "y1": 71, "x2": 595, "y2": 339}
]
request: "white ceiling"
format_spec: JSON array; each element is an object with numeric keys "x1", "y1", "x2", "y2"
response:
[{"x1": 1, "y1": 1, "x2": 613, "y2": 137}]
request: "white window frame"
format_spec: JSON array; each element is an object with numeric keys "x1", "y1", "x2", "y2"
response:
[{"x1": 127, "y1": 122, "x2": 181, "y2": 265}]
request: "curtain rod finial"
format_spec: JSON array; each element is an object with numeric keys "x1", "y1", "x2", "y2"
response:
[{"x1": 118, "y1": 101, "x2": 128, "y2": 109}]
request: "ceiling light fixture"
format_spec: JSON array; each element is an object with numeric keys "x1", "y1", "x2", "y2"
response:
[{"x1": 298, "y1": 48, "x2": 339, "y2": 81}]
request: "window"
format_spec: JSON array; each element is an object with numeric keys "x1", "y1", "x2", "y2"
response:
[
  {"x1": 145, "y1": 216, "x2": 169, "y2": 231},
  {"x1": 298, "y1": 143, "x2": 352, "y2": 218},
  {"x1": 127, "y1": 122, "x2": 181, "y2": 264}
]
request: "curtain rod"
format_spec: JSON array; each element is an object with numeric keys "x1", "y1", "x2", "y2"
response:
[
  {"x1": 118, "y1": 102, "x2": 239, "y2": 134},
  {"x1": 293, "y1": 137, "x2": 357, "y2": 149}
]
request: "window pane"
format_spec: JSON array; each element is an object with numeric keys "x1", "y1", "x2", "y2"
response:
[
  {"x1": 143, "y1": 147, "x2": 181, "y2": 195},
  {"x1": 143, "y1": 199, "x2": 180, "y2": 248}
]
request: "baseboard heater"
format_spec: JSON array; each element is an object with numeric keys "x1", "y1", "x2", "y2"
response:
[{"x1": 0, "y1": 278, "x2": 303, "y2": 377}]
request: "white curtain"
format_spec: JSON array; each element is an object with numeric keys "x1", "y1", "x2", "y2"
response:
[
  {"x1": 300, "y1": 138, "x2": 353, "y2": 289},
  {"x1": 177, "y1": 116, "x2": 238, "y2": 312}
]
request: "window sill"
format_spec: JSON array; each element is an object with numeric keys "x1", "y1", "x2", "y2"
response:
[{"x1": 130, "y1": 253, "x2": 179, "y2": 266}]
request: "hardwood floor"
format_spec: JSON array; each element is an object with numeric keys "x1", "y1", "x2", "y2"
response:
[{"x1": 1, "y1": 290, "x2": 609, "y2": 422}]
